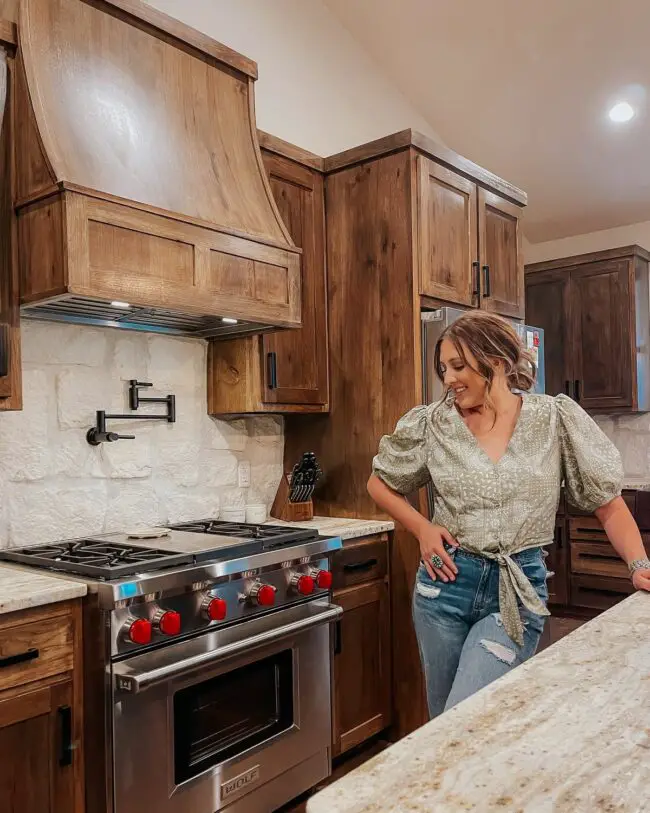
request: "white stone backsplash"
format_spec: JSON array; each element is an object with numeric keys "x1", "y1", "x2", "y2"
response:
[
  {"x1": 0, "y1": 321, "x2": 284, "y2": 548},
  {"x1": 593, "y1": 413, "x2": 650, "y2": 481}
]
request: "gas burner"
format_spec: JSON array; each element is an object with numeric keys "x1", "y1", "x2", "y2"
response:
[
  {"x1": 170, "y1": 519, "x2": 318, "y2": 549},
  {"x1": 3, "y1": 540, "x2": 192, "y2": 579}
]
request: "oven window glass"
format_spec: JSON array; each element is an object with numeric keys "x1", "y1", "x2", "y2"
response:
[{"x1": 174, "y1": 649, "x2": 294, "y2": 783}]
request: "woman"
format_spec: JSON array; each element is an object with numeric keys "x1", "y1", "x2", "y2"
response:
[{"x1": 367, "y1": 310, "x2": 650, "y2": 719}]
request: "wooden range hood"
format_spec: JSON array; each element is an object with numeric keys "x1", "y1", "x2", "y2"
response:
[{"x1": 14, "y1": 0, "x2": 301, "y2": 338}]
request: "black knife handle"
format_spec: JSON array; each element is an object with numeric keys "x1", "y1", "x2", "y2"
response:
[
  {"x1": 58, "y1": 706, "x2": 73, "y2": 767},
  {"x1": 0, "y1": 648, "x2": 39, "y2": 669},
  {"x1": 482, "y1": 265, "x2": 491, "y2": 298},
  {"x1": 266, "y1": 352, "x2": 278, "y2": 390},
  {"x1": 472, "y1": 261, "x2": 480, "y2": 297}
]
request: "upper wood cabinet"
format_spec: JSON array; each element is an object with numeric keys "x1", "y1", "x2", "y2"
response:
[
  {"x1": 0, "y1": 25, "x2": 21, "y2": 412},
  {"x1": 416, "y1": 155, "x2": 524, "y2": 318},
  {"x1": 525, "y1": 246, "x2": 650, "y2": 412},
  {"x1": 207, "y1": 134, "x2": 329, "y2": 415}
]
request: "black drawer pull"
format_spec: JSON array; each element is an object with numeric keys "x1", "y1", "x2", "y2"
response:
[
  {"x1": 0, "y1": 648, "x2": 39, "y2": 669},
  {"x1": 343, "y1": 558, "x2": 378, "y2": 573},
  {"x1": 58, "y1": 705, "x2": 73, "y2": 767}
]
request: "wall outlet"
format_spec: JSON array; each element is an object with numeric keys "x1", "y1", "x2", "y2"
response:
[{"x1": 238, "y1": 461, "x2": 251, "y2": 488}]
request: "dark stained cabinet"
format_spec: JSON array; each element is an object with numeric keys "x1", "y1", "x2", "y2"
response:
[
  {"x1": 331, "y1": 534, "x2": 391, "y2": 757},
  {"x1": 207, "y1": 134, "x2": 329, "y2": 415},
  {"x1": 479, "y1": 190, "x2": 524, "y2": 319},
  {"x1": 546, "y1": 517, "x2": 569, "y2": 607},
  {"x1": 525, "y1": 246, "x2": 649, "y2": 412}
]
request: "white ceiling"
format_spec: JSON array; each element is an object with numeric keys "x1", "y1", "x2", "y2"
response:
[{"x1": 322, "y1": 0, "x2": 650, "y2": 243}]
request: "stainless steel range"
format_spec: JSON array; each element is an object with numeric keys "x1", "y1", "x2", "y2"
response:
[{"x1": 0, "y1": 520, "x2": 342, "y2": 813}]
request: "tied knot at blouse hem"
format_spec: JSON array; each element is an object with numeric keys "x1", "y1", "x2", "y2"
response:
[{"x1": 372, "y1": 393, "x2": 623, "y2": 645}]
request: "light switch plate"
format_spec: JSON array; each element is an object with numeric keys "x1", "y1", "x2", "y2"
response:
[{"x1": 238, "y1": 461, "x2": 251, "y2": 488}]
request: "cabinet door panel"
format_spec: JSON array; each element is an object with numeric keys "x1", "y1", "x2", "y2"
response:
[
  {"x1": 261, "y1": 152, "x2": 328, "y2": 406},
  {"x1": 332, "y1": 579, "x2": 391, "y2": 756},
  {"x1": 570, "y1": 259, "x2": 633, "y2": 410},
  {"x1": 479, "y1": 190, "x2": 524, "y2": 318},
  {"x1": 525, "y1": 269, "x2": 572, "y2": 397},
  {"x1": 417, "y1": 156, "x2": 477, "y2": 306},
  {"x1": 546, "y1": 518, "x2": 568, "y2": 606}
]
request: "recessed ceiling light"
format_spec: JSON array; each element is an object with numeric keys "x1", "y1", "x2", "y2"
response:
[
  {"x1": 111, "y1": 301, "x2": 131, "y2": 309},
  {"x1": 608, "y1": 101, "x2": 635, "y2": 123},
  {"x1": 222, "y1": 317, "x2": 238, "y2": 325}
]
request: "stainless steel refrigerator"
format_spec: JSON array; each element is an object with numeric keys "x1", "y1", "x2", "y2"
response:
[{"x1": 421, "y1": 308, "x2": 545, "y2": 404}]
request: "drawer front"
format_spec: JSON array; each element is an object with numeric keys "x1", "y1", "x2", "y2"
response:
[
  {"x1": 570, "y1": 542, "x2": 629, "y2": 579},
  {"x1": 570, "y1": 575, "x2": 634, "y2": 611},
  {"x1": 0, "y1": 614, "x2": 74, "y2": 692},
  {"x1": 332, "y1": 535, "x2": 388, "y2": 589}
]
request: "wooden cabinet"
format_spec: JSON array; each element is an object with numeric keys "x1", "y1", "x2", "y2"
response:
[
  {"x1": 546, "y1": 516, "x2": 569, "y2": 607},
  {"x1": 0, "y1": 27, "x2": 22, "y2": 412},
  {"x1": 332, "y1": 534, "x2": 391, "y2": 757},
  {"x1": 525, "y1": 246, "x2": 649, "y2": 411},
  {"x1": 0, "y1": 600, "x2": 84, "y2": 813},
  {"x1": 208, "y1": 134, "x2": 329, "y2": 415},
  {"x1": 416, "y1": 156, "x2": 524, "y2": 317}
]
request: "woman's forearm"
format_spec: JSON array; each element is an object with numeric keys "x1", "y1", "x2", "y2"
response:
[
  {"x1": 595, "y1": 496, "x2": 647, "y2": 565},
  {"x1": 367, "y1": 474, "x2": 430, "y2": 539}
]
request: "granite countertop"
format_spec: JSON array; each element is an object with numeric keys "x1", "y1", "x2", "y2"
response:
[
  {"x1": 623, "y1": 479, "x2": 650, "y2": 491},
  {"x1": 267, "y1": 516, "x2": 394, "y2": 541},
  {"x1": 0, "y1": 564, "x2": 87, "y2": 615},
  {"x1": 308, "y1": 591, "x2": 650, "y2": 813}
]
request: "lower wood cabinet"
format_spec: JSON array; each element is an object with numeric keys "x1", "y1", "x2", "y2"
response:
[
  {"x1": 331, "y1": 534, "x2": 391, "y2": 757},
  {"x1": 0, "y1": 601, "x2": 83, "y2": 813}
]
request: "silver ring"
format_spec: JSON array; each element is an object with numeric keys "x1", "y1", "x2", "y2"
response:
[{"x1": 430, "y1": 554, "x2": 444, "y2": 569}]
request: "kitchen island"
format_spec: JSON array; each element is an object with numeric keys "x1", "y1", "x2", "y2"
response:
[{"x1": 308, "y1": 591, "x2": 650, "y2": 813}]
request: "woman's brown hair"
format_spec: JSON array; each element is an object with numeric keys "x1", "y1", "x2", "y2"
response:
[{"x1": 433, "y1": 310, "x2": 536, "y2": 398}]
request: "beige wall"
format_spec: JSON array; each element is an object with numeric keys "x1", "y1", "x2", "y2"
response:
[
  {"x1": 525, "y1": 220, "x2": 650, "y2": 264},
  {"x1": 145, "y1": 0, "x2": 442, "y2": 156}
]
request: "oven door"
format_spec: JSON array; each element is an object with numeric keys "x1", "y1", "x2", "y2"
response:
[{"x1": 111, "y1": 601, "x2": 341, "y2": 813}]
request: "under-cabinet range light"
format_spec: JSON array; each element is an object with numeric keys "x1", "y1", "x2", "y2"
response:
[
  {"x1": 222, "y1": 317, "x2": 239, "y2": 325},
  {"x1": 111, "y1": 301, "x2": 131, "y2": 309}
]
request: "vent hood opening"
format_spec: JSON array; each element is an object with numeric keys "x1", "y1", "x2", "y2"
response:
[{"x1": 14, "y1": 0, "x2": 302, "y2": 336}]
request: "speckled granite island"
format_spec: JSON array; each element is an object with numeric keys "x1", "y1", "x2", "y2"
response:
[
  {"x1": 0, "y1": 563, "x2": 87, "y2": 614},
  {"x1": 308, "y1": 591, "x2": 650, "y2": 813},
  {"x1": 267, "y1": 516, "x2": 394, "y2": 541}
]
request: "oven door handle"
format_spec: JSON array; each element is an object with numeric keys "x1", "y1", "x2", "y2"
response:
[{"x1": 113, "y1": 602, "x2": 342, "y2": 695}]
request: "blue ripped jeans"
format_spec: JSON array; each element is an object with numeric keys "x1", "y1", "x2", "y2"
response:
[{"x1": 412, "y1": 546, "x2": 548, "y2": 719}]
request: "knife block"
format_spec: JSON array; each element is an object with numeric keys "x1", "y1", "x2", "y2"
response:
[{"x1": 270, "y1": 474, "x2": 314, "y2": 522}]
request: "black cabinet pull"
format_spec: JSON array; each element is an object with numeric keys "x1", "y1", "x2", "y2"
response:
[
  {"x1": 266, "y1": 352, "x2": 278, "y2": 390},
  {"x1": 555, "y1": 525, "x2": 563, "y2": 549},
  {"x1": 564, "y1": 380, "x2": 572, "y2": 398},
  {"x1": 482, "y1": 265, "x2": 491, "y2": 297},
  {"x1": 472, "y1": 261, "x2": 480, "y2": 297},
  {"x1": 343, "y1": 558, "x2": 378, "y2": 573},
  {"x1": 0, "y1": 648, "x2": 39, "y2": 669},
  {"x1": 334, "y1": 620, "x2": 342, "y2": 655},
  {"x1": 58, "y1": 706, "x2": 73, "y2": 767},
  {"x1": 0, "y1": 324, "x2": 8, "y2": 378},
  {"x1": 574, "y1": 380, "x2": 581, "y2": 402}
]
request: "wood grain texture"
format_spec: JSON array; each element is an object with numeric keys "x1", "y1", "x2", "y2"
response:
[
  {"x1": 87, "y1": 0, "x2": 257, "y2": 78},
  {"x1": 258, "y1": 130, "x2": 325, "y2": 172},
  {"x1": 0, "y1": 17, "x2": 16, "y2": 48},
  {"x1": 19, "y1": 0, "x2": 284, "y2": 240},
  {"x1": 478, "y1": 188, "x2": 524, "y2": 318},
  {"x1": 324, "y1": 129, "x2": 527, "y2": 206},
  {"x1": 0, "y1": 46, "x2": 21, "y2": 410},
  {"x1": 332, "y1": 577, "x2": 391, "y2": 757},
  {"x1": 525, "y1": 244, "x2": 650, "y2": 273},
  {"x1": 0, "y1": 613, "x2": 74, "y2": 692},
  {"x1": 284, "y1": 151, "x2": 429, "y2": 737},
  {"x1": 416, "y1": 154, "x2": 477, "y2": 305},
  {"x1": 208, "y1": 145, "x2": 328, "y2": 414}
]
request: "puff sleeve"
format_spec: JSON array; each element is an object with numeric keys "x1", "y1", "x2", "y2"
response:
[
  {"x1": 372, "y1": 406, "x2": 432, "y2": 495},
  {"x1": 556, "y1": 394, "x2": 623, "y2": 512}
]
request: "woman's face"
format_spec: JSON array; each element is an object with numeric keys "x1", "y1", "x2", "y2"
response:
[{"x1": 439, "y1": 338, "x2": 488, "y2": 409}]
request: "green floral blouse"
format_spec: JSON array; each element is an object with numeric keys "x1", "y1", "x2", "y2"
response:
[{"x1": 372, "y1": 393, "x2": 623, "y2": 644}]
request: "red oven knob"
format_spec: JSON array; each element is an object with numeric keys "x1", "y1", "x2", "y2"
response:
[
  {"x1": 249, "y1": 582, "x2": 276, "y2": 607},
  {"x1": 310, "y1": 569, "x2": 333, "y2": 590},
  {"x1": 290, "y1": 573, "x2": 315, "y2": 595},
  {"x1": 202, "y1": 596, "x2": 227, "y2": 622},
  {"x1": 125, "y1": 617, "x2": 152, "y2": 645},
  {"x1": 154, "y1": 610, "x2": 181, "y2": 636}
]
